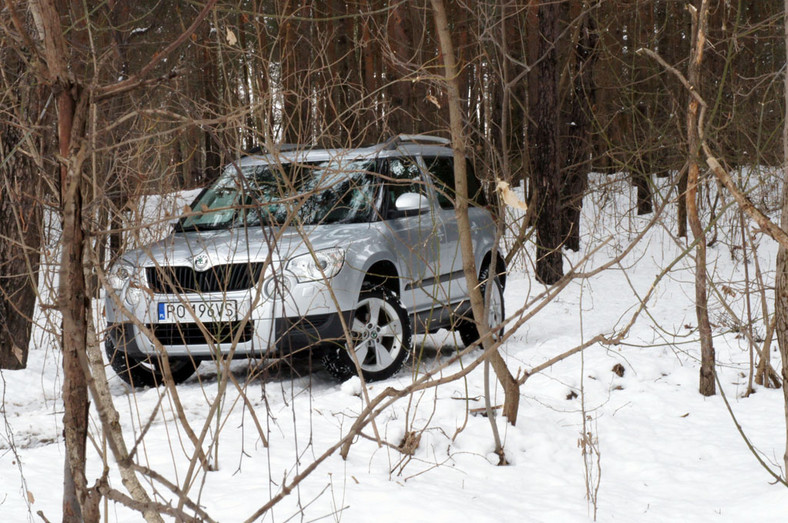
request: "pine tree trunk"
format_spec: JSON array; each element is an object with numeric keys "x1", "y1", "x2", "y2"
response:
[
  {"x1": 360, "y1": 0, "x2": 379, "y2": 138},
  {"x1": 562, "y1": 2, "x2": 598, "y2": 253},
  {"x1": 0, "y1": 43, "x2": 42, "y2": 370},
  {"x1": 280, "y1": 0, "x2": 311, "y2": 143},
  {"x1": 635, "y1": 173, "x2": 654, "y2": 215},
  {"x1": 0, "y1": 109, "x2": 41, "y2": 369},
  {"x1": 532, "y1": 0, "x2": 563, "y2": 284},
  {"x1": 776, "y1": 0, "x2": 788, "y2": 477},
  {"x1": 385, "y1": 3, "x2": 417, "y2": 134}
]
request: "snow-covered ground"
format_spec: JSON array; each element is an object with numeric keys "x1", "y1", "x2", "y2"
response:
[{"x1": 2, "y1": 173, "x2": 787, "y2": 522}]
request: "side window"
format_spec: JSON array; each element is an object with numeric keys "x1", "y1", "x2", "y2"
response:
[
  {"x1": 387, "y1": 157, "x2": 425, "y2": 208},
  {"x1": 424, "y1": 156, "x2": 488, "y2": 209},
  {"x1": 466, "y1": 159, "x2": 488, "y2": 207},
  {"x1": 425, "y1": 157, "x2": 455, "y2": 209}
]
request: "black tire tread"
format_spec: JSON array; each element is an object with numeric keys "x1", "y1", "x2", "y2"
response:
[
  {"x1": 105, "y1": 339, "x2": 196, "y2": 387},
  {"x1": 322, "y1": 289, "x2": 412, "y2": 382},
  {"x1": 456, "y1": 265, "x2": 505, "y2": 348}
]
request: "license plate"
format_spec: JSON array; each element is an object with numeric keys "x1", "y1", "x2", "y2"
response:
[{"x1": 157, "y1": 300, "x2": 238, "y2": 323}]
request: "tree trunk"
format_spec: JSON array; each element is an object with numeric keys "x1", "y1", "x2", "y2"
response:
[
  {"x1": 532, "y1": 0, "x2": 563, "y2": 284},
  {"x1": 662, "y1": 0, "x2": 689, "y2": 237},
  {"x1": 430, "y1": 0, "x2": 520, "y2": 425},
  {"x1": 678, "y1": 166, "x2": 689, "y2": 237},
  {"x1": 27, "y1": 1, "x2": 96, "y2": 518},
  {"x1": 385, "y1": 3, "x2": 417, "y2": 134},
  {"x1": 635, "y1": 173, "x2": 654, "y2": 215},
  {"x1": 687, "y1": 0, "x2": 715, "y2": 396},
  {"x1": 776, "y1": 0, "x2": 788, "y2": 477},
  {"x1": 201, "y1": 39, "x2": 223, "y2": 182},
  {"x1": 280, "y1": 0, "x2": 311, "y2": 143},
  {"x1": 562, "y1": 2, "x2": 598, "y2": 253},
  {"x1": 360, "y1": 0, "x2": 380, "y2": 138},
  {"x1": 0, "y1": 53, "x2": 41, "y2": 370},
  {"x1": 58, "y1": 89, "x2": 99, "y2": 523}
]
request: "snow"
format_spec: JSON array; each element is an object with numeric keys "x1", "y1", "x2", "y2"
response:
[{"x1": 2, "y1": 173, "x2": 788, "y2": 521}]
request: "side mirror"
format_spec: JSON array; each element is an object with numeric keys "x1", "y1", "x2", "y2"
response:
[{"x1": 394, "y1": 192, "x2": 430, "y2": 213}]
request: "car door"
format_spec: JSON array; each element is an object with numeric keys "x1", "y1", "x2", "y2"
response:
[
  {"x1": 382, "y1": 156, "x2": 443, "y2": 313},
  {"x1": 422, "y1": 155, "x2": 467, "y2": 304}
]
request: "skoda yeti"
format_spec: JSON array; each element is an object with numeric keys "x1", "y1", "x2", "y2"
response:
[{"x1": 104, "y1": 135, "x2": 505, "y2": 386}]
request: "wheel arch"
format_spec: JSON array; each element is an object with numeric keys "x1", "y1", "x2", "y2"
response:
[
  {"x1": 480, "y1": 251, "x2": 507, "y2": 289},
  {"x1": 361, "y1": 259, "x2": 400, "y2": 296}
]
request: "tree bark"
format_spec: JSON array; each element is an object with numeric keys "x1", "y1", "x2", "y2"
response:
[
  {"x1": 0, "y1": 52, "x2": 41, "y2": 370},
  {"x1": 385, "y1": 2, "x2": 417, "y2": 134},
  {"x1": 677, "y1": 158, "x2": 689, "y2": 238},
  {"x1": 360, "y1": 0, "x2": 380, "y2": 138},
  {"x1": 634, "y1": 173, "x2": 654, "y2": 215},
  {"x1": 26, "y1": 0, "x2": 95, "y2": 517},
  {"x1": 777, "y1": 0, "x2": 788, "y2": 478},
  {"x1": 430, "y1": 0, "x2": 520, "y2": 425},
  {"x1": 280, "y1": 0, "x2": 311, "y2": 143},
  {"x1": 562, "y1": 2, "x2": 598, "y2": 252},
  {"x1": 687, "y1": 0, "x2": 715, "y2": 396},
  {"x1": 532, "y1": 0, "x2": 563, "y2": 284},
  {"x1": 60, "y1": 130, "x2": 99, "y2": 522}
]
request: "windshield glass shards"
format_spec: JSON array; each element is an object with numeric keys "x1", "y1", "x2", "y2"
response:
[{"x1": 177, "y1": 158, "x2": 378, "y2": 231}]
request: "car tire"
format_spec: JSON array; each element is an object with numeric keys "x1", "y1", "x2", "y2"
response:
[
  {"x1": 457, "y1": 265, "x2": 505, "y2": 348},
  {"x1": 105, "y1": 338, "x2": 197, "y2": 387},
  {"x1": 322, "y1": 289, "x2": 412, "y2": 382}
]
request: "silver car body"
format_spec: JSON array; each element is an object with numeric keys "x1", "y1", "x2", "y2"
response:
[{"x1": 105, "y1": 139, "x2": 500, "y2": 361}]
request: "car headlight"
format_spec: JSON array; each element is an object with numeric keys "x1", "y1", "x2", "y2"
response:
[{"x1": 287, "y1": 248, "x2": 345, "y2": 282}]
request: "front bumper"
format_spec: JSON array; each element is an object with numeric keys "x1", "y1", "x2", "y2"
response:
[
  {"x1": 105, "y1": 274, "x2": 357, "y2": 359},
  {"x1": 107, "y1": 309, "x2": 352, "y2": 360}
]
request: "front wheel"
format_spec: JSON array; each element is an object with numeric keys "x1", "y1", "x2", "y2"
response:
[
  {"x1": 322, "y1": 290, "x2": 412, "y2": 382},
  {"x1": 105, "y1": 338, "x2": 197, "y2": 387},
  {"x1": 457, "y1": 266, "x2": 505, "y2": 348}
]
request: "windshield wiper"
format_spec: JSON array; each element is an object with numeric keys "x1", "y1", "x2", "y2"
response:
[{"x1": 174, "y1": 222, "x2": 233, "y2": 233}]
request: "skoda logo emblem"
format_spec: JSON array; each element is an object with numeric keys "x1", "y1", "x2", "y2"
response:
[{"x1": 192, "y1": 253, "x2": 210, "y2": 271}]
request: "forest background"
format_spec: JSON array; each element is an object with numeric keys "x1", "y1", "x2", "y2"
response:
[{"x1": 2, "y1": 1, "x2": 788, "y2": 521}]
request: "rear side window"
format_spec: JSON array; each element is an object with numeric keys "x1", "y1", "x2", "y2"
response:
[{"x1": 424, "y1": 156, "x2": 487, "y2": 209}]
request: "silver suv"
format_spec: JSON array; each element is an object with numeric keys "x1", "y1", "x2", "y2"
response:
[{"x1": 105, "y1": 135, "x2": 505, "y2": 386}]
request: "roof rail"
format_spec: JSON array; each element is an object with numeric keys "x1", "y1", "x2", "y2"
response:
[
  {"x1": 242, "y1": 143, "x2": 307, "y2": 157},
  {"x1": 383, "y1": 134, "x2": 451, "y2": 150}
]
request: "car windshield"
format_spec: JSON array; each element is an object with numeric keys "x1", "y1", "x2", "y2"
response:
[{"x1": 178, "y1": 158, "x2": 378, "y2": 231}]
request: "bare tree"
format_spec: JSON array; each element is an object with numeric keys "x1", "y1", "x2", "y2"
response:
[
  {"x1": 562, "y1": 1, "x2": 599, "y2": 252},
  {"x1": 429, "y1": 0, "x2": 520, "y2": 430},
  {"x1": 16, "y1": 0, "x2": 218, "y2": 519},
  {"x1": 0, "y1": 37, "x2": 42, "y2": 370},
  {"x1": 686, "y1": 0, "x2": 715, "y2": 396},
  {"x1": 777, "y1": 0, "x2": 788, "y2": 478},
  {"x1": 531, "y1": 0, "x2": 564, "y2": 285},
  {"x1": 5, "y1": 2, "x2": 788, "y2": 520}
]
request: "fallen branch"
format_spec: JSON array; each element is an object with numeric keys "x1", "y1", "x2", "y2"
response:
[
  {"x1": 703, "y1": 148, "x2": 788, "y2": 250},
  {"x1": 713, "y1": 370, "x2": 788, "y2": 488}
]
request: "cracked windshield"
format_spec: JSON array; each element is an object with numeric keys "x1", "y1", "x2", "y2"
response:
[{"x1": 178, "y1": 158, "x2": 377, "y2": 231}]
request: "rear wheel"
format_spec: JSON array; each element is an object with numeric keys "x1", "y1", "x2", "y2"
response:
[
  {"x1": 457, "y1": 265, "x2": 505, "y2": 348},
  {"x1": 105, "y1": 338, "x2": 197, "y2": 387},
  {"x1": 322, "y1": 289, "x2": 411, "y2": 382}
]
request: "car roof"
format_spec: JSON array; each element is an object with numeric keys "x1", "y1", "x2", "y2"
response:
[{"x1": 235, "y1": 135, "x2": 454, "y2": 167}]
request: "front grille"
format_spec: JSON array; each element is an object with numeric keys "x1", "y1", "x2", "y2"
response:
[
  {"x1": 146, "y1": 263, "x2": 266, "y2": 294},
  {"x1": 147, "y1": 321, "x2": 254, "y2": 346}
]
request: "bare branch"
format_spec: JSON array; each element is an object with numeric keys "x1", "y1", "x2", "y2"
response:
[{"x1": 95, "y1": 0, "x2": 219, "y2": 100}]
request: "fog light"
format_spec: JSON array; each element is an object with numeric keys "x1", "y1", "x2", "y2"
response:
[{"x1": 264, "y1": 275, "x2": 292, "y2": 299}]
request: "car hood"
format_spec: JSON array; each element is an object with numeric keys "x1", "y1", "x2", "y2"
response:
[{"x1": 120, "y1": 223, "x2": 373, "y2": 269}]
